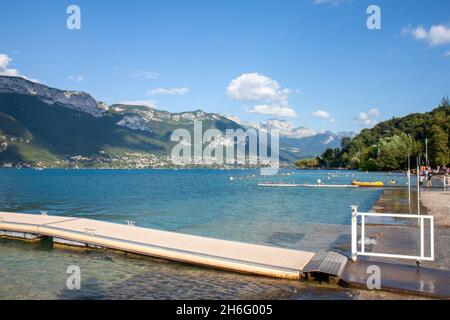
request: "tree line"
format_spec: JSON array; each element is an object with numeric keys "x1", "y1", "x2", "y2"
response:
[{"x1": 295, "y1": 97, "x2": 450, "y2": 171}]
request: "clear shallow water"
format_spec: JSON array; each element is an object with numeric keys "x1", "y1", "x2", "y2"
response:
[{"x1": 0, "y1": 169, "x2": 406, "y2": 299}]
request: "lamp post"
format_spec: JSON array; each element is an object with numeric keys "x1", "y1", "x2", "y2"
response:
[
  {"x1": 417, "y1": 156, "x2": 420, "y2": 215},
  {"x1": 408, "y1": 155, "x2": 411, "y2": 213}
]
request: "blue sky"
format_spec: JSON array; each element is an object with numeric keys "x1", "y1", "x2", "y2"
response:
[{"x1": 0, "y1": 0, "x2": 449, "y2": 133}]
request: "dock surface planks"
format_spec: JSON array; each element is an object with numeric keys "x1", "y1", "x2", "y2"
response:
[
  {"x1": 0, "y1": 212, "x2": 315, "y2": 280},
  {"x1": 258, "y1": 183, "x2": 359, "y2": 188}
]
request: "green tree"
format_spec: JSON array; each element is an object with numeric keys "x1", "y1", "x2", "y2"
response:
[
  {"x1": 297, "y1": 100, "x2": 449, "y2": 171},
  {"x1": 429, "y1": 125, "x2": 449, "y2": 166},
  {"x1": 376, "y1": 134, "x2": 411, "y2": 170},
  {"x1": 439, "y1": 95, "x2": 449, "y2": 108}
]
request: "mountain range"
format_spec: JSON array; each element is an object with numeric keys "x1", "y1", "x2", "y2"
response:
[
  {"x1": 0, "y1": 76, "x2": 354, "y2": 166},
  {"x1": 229, "y1": 118, "x2": 355, "y2": 159}
]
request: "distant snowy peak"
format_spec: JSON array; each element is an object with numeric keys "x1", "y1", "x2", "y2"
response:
[
  {"x1": 323, "y1": 135, "x2": 335, "y2": 145},
  {"x1": 241, "y1": 118, "x2": 316, "y2": 139},
  {"x1": 221, "y1": 114, "x2": 241, "y2": 125},
  {"x1": 222, "y1": 115, "x2": 356, "y2": 141},
  {"x1": 0, "y1": 76, "x2": 104, "y2": 117}
]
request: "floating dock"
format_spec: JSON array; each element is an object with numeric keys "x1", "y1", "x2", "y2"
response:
[
  {"x1": 258, "y1": 183, "x2": 359, "y2": 188},
  {"x1": 0, "y1": 211, "x2": 316, "y2": 280},
  {"x1": 2, "y1": 211, "x2": 450, "y2": 298}
]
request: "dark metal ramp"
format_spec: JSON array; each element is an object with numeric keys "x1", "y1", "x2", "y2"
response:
[
  {"x1": 302, "y1": 251, "x2": 348, "y2": 281},
  {"x1": 341, "y1": 259, "x2": 450, "y2": 299}
]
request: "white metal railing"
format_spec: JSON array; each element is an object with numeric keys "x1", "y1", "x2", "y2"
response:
[{"x1": 351, "y1": 205, "x2": 434, "y2": 262}]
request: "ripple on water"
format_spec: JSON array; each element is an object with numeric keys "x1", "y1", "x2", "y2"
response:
[
  {"x1": 0, "y1": 169, "x2": 395, "y2": 299},
  {"x1": 0, "y1": 239, "x2": 360, "y2": 300}
]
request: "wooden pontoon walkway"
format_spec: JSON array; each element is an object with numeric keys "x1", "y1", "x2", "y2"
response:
[
  {"x1": 258, "y1": 183, "x2": 359, "y2": 188},
  {"x1": 0, "y1": 212, "x2": 315, "y2": 280}
]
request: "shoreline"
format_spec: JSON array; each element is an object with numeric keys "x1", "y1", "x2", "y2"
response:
[
  {"x1": 339, "y1": 188, "x2": 449, "y2": 299},
  {"x1": 368, "y1": 187, "x2": 450, "y2": 270}
]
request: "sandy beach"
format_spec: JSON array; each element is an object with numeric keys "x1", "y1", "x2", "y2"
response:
[{"x1": 421, "y1": 189, "x2": 450, "y2": 227}]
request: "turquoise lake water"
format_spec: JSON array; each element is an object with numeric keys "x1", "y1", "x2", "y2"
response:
[{"x1": 0, "y1": 169, "x2": 408, "y2": 299}]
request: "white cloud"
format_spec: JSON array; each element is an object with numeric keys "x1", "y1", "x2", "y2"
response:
[
  {"x1": 356, "y1": 112, "x2": 368, "y2": 121},
  {"x1": 0, "y1": 55, "x2": 11, "y2": 67},
  {"x1": 68, "y1": 75, "x2": 84, "y2": 82},
  {"x1": 227, "y1": 73, "x2": 297, "y2": 118},
  {"x1": 355, "y1": 109, "x2": 380, "y2": 127},
  {"x1": 130, "y1": 69, "x2": 159, "y2": 79},
  {"x1": 245, "y1": 119, "x2": 316, "y2": 138},
  {"x1": 310, "y1": 110, "x2": 335, "y2": 123},
  {"x1": 118, "y1": 100, "x2": 158, "y2": 108},
  {"x1": 227, "y1": 73, "x2": 288, "y2": 102},
  {"x1": 0, "y1": 54, "x2": 20, "y2": 77},
  {"x1": 0, "y1": 53, "x2": 38, "y2": 82},
  {"x1": 147, "y1": 87, "x2": 189, "y2": 95},
  {"x1": 403, "y1": 24, "x2": 450, "y2": 46},
  {"x1": 247, "y1": 104, "x2": 297, "y2": 117}
]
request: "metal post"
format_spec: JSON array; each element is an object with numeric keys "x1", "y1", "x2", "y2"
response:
[
  {"x1": 420, "y1": 216, "x2": 425, "y2": 259},
  {"x1": 430, "y1": 216, "x2": 435, "y2": 261},
  {"x1": 417, "y1": 158, "x2": 420, "y2": 215},
  {"x1": 408, "y1": 156, "x2": 411, "y2": 212},
  {"x1": 361, "y1": 214, "x2": 365, "y2": 254},
  {"x1": 351, "y1": 205, "x2": 358, "y2": 261}
]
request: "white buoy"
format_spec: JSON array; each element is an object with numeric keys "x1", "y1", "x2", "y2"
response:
[
  {"x1": 317, "y1": 179, "x2": 322, "y2": 185},
  {"x1": 230, "y1": 177, "x2": 234, "y2": 181}
]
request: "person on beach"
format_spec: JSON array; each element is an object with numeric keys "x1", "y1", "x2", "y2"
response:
[{"x1": 426, "y1": 167, "x2": 433, "y2": 188}]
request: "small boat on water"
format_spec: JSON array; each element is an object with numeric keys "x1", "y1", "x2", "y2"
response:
[{"x1": 351, "y1": 180, "x2": 384, "y2": 187}]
